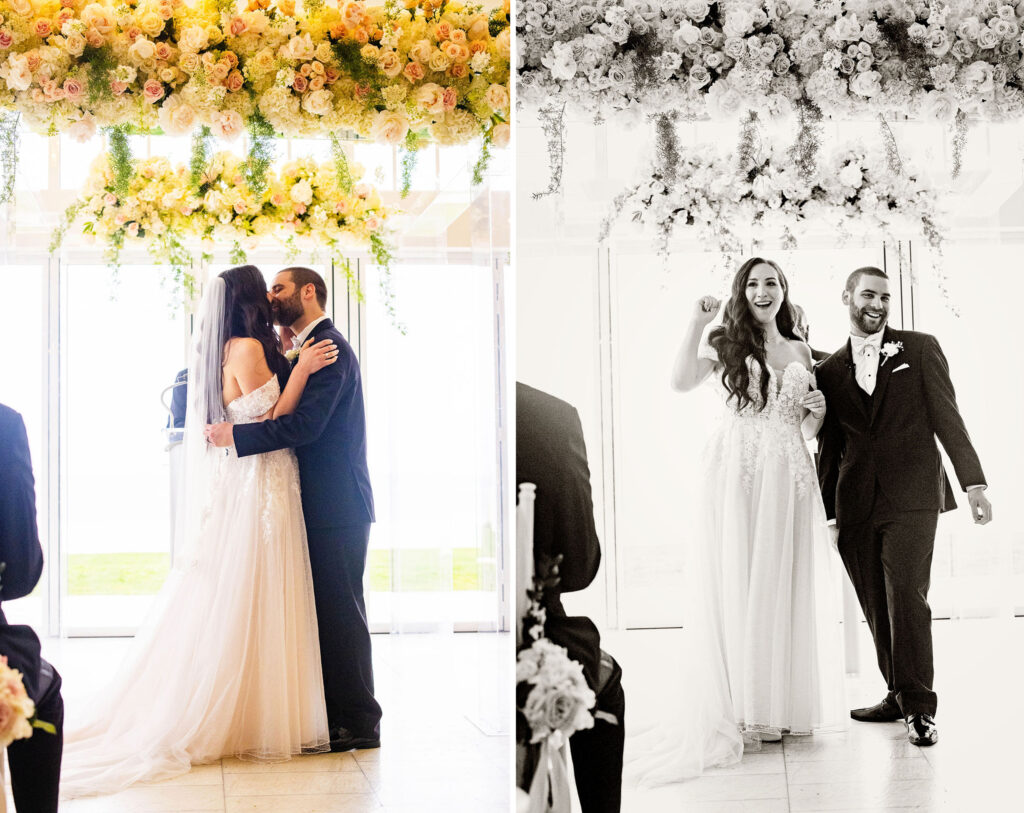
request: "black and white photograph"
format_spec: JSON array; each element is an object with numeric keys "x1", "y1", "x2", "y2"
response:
[{"x1": 516, "y1": 3, "x2": 1024, "y2": 812}]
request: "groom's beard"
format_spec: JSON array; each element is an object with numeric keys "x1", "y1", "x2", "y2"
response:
[
  {"x1": 850, "y1": 304, "x2": 887, "y2": 336},
  {"x1": 272, "y1": 295, "x2": 304, "y2": 328}
]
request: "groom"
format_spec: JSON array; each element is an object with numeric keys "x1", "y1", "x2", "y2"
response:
[
  {"x1": 207, "y1": 266, "x2": 382, "y2": 751},
  {"x1": 816, "y1": 266, "x2": 991, "y2": 747}
]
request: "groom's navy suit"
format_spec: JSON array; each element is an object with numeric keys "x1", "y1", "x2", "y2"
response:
[
  {"x1": 817, "y1": 327, "x2": 985, "y2": 717},
  {"x1": 233, "y1": 318, "x2": 381, "y2": 738},
  {"x1": 0, "y1": 404, "x2": 64, "y2": 812}
]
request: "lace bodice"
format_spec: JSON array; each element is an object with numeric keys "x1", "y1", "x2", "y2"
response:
[
  {"x1": 700, "y1": 350, "x2": 818, "y2": 496},
  {"x1": 226, "y1": 375, "x2": 280, "y2": 424}
]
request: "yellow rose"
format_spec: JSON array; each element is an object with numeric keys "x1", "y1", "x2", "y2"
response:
[{"x1": 137, "y1": 12, "x2": 165, "y2": 38}]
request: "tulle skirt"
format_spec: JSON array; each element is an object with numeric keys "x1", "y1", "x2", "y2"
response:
[
  {"x1": 629, "y1": 414, "x2": 846, "y2": 786},
  {"x1": 60, "y1": 446, "x2": 329, "y2": 798}
]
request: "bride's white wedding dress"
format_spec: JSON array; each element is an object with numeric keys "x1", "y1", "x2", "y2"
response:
[
  {"x1": 61, "y1": 375, "x2": 329, "y2": 798},
  {"x1": 631, "y1": 347, "x2": 845, "y2": 785}
]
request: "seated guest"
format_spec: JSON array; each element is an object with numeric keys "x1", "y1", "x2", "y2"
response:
[
  {"x1": 516, "y1": 383, "x2": 624, "y2": 813},
  {"x1": 0, "y1": 403, "x2": 63, "y2": 812}
]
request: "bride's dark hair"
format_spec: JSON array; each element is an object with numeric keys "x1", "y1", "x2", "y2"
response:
[
  {"x1": 708, "y1": 257, "x2": 800, "y2": 412},
  {"x1": 219, "y1": 265, "x2": 290, "y2": 383}
]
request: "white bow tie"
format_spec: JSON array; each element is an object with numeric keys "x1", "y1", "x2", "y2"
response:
[{"x1": 850, "y1": 333, "x2": 882, "y2": 356}]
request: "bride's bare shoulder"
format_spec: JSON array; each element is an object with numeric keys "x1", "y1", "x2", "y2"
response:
[{"x1": 223, "y1": 337, "x2": 264, "y2": 365}]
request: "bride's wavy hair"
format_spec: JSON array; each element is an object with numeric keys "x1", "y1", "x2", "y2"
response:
[
  {"x1": 708, "y1": 257, "x2": 800, "y2": 412},
  {"x1": 219, "y1": 265, "x2": 291, "y2": 383}
]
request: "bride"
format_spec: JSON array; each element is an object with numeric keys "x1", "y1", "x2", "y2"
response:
[
  {"x1": 61, "y1": 265, "x2": 338, "y2": 797},
  {"x1": 634, "y1": 257, "x2": 846, "y2": 785}
]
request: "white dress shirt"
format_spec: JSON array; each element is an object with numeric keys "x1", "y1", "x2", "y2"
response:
[
  {"x1": 850, "y1": 331, "x2": 883, "y2": 395},
  {"x1": 291, "y1": 314, "x2": 329, "y2": 350}
]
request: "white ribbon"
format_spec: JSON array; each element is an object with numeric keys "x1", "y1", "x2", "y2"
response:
[{"x1": 527, "y1": 738, "x2": 572, "y2": 813}]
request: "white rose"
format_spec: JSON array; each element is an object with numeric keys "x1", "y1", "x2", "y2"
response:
[
  {"x1": 301, "y1": 88, "x2": 334, "y2": 116},
  {"x1": 673, "y1": 22, "x2": 701, "y2": 48},
  {"x1": 128, "y1": 38, "x2": 156, "y2": 64},
  {"x1": 371, "y1": 108, "x2": 410, "y2": 145},
  {"x1": 961, "y1": 60, "x2": 995, "y2": 96},
  {"x1": 290, "y1": 179, "x2": 313, "y2": 206},
  {"x1": 157, "y1": 95, "x2": 196, "y2": 135},
  {"x1": 831, "y1": 14, "x2": 862, "y2": 42},
  {"x1": 4, "y1": 54, "x2": 32, "y2": 91},
  {"x1": 282, "y1": 33, "x2": 315, "y2": 62},
  {"x1": 723, "y1": 8, "x2": 755, "y2": 38},
  {"x1": 849, "y1": 69, "x2": 881, "y2": 97},
  {"x1": 922, "y1": 89, "x2": 957, "y2": 121},
  {"x1": 414, "y1": 82, "x2": 446, "y2": 114},
  {"x1": 541, "y1": 41, "x2": 576, "y2": 81},
  {"x1": 8, "y1": 0, "x2": 32, "y2": 16}
]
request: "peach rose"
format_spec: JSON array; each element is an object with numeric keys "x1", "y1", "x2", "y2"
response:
[
  {"x1": 33, "y1": 19, "x2": 52, "y2": 38},
  {"x1": 143, "y1": 78, "x2": 164, "y2": 102},
  {"x1": 125, "y1": 25, "x2": 141, "y2": 41},
  {"x1": 449, "y1": 62, "x2": 467, "y2": 79},
  {"x1": 403, "y1": 61, "x2": 425, "y2": 82},
  {"x1": 103, "y1": 192, "x2": 117, "y2": 206},
  {"x1": 229, "y1": 16, "x2": 247, "y2": 36},
  {"x1": 0, "y1": 31, "x2": 13, "y2": 50},
  {"x1": 154, "y1": 42, "x2": 173, "y2": 61},
  {"x1": 491, "y1": 122, "x2": 510, "y2": 148},
  {"x1": 325, "y1": 66, "x2": 340, "y2": 83},
  {"x1": 442, "y1": 86, "x2": 457, "y2": 111},
  {"x1": 292, "y1": 73, "x2": 307, "y2": 92},
  {"x1": 278, "y1": 0, "x2": 295, "y2": 15},
  {"x1": 340, "y1": 1, "x2": 365, "y2": 27},
  {"x1": 409, "y1": 38, "x2": 433, "y2": 63},
  {"x1": 222, "y1": 51, "x2": 238, "y2": 69},
  {"x1": 378, "y1": 50, "x2": 403, "y2": 78},
  {"x1": 353, "y1": 28, "x2": 369, "y2": 45},
  {"x1": 434, "y1": 21, "x2": 452, "y2": 41},
  {"x1": 82, "y1": 3, "x2": 115, "y2": 35},
  {"x1": 299, "y1": 63, "x2": 311, "y2": 77},
  {"x1": 210, "y1": 61, "x2": 229, "y2": 81},
  {"x1": 85, "y1": 29, "x2": 104, "y2": 48},
  {"x1": 467, "y1": 15, "x2": 490, "y2": 41},
  {"x1": 308, "y1": 74, "x2": 325, "y2": 91},
  {"x1": 8, "y1": 0, "x2": 32, "y2": 16},
  {"x1": 110, "y1": 79, "x2": 128, "y2": 95},
  {"x1": 225, "y1": 69, "x2": 244, "y2": 92},
  {"x1": 469, "y1": 40, "x2": 487, "y2": 56}
]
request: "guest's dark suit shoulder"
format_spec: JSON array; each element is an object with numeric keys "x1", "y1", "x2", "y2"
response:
[
  {"x1": 0, "y1": 404, "x2": 44, "y2": 601},
  {"x1": 515, "y1": 383, "x2": 600, "y2": 594}
]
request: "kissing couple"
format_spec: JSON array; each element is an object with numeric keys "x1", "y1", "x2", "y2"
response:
[
  {"x1": 637, "y1": 259, "x2": 991, "y2": 785},
  {"x1": 61, "y1": 265, "x2": 381, "y2": 798}
]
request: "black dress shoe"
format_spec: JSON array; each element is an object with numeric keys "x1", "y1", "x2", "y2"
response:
[
  {"x1": 329, "y1": 726, "x2": 381, "y2": 752},
  {"x1": 850, "y1": 698, "x2": 903, "y2": 722},
  {"x1": 905, "y1": 713, "x2": 938, "y2": 746}
]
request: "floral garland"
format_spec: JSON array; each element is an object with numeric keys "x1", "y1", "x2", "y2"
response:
[
  {"x1": 51, "y1": 149, "x2": 394, "y2": 297},
  {"x1": 516, "y1": 554, "x2": 597, "y2": 812},
  {"x1": 518, "y1": 0, "x2": 1024, "y2": 122},
  {"x1": 605, "y1": 140, "x2": 944, "y2": 257},
  {"x1": 0, "y1": 0, "x2": 511, "y2": 198}
]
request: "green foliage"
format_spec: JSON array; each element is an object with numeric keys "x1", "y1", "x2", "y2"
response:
[
  {"x1": 106, "y1": 125, "x2": 134, "y2": 197},
  {"x1": 83, "y1": 45, "x2": 117, "y2": 106},
  {"x1": 151, "y1": 229, "x2": 197, "y2": 298},
  {"x1": 489, "y1": 9, "x2": 507, "y2": 37},
  {"x1": 329, "y1": 132, "x2": 354, "y2": 194},
  {"x1": 369, "y1": 233, "x2": 405, "y2": 334},
  {"x1": 230, "y1": 241, "x2": 247, "y2": 265},
  {"x1": 330, "y1": 40, "x2": 379, "y2": 87},
  {"x1": 0, "y1": 110, "x2": 20, "y2": 205},
  {"x1": 189, "y1": 125, "x2": 213, "y2": 191},
  {"x1": 472, "y1": 128, "x2": 493, "y2": 186},
  {"x1": 242, "y1": 111, "x2": 276, "y2": 196},
  {"x1": 400, "y1": 130, "x2": 428, "y2": 197},
  {"x1": 49, "y1": 200, "x2": 86, "y2": 253}
]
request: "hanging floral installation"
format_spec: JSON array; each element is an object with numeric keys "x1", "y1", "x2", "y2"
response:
[
  {"x1": 0, "y1": 0, "x2": 512, "y2": 200},
  {"x1": 517, "y1": 0, "x2": 1024, "y2": 196},
  {"x1": 604, "y1": 139, "x2": 943, "y2": 258},
  {"x1": 50, "y1": 148, "x2": 394, "y2": 298}
]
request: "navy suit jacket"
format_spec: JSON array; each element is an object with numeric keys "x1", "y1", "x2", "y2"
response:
[
  {"x1": 233, "y1": 318, "x2": 375, "y2": 528},
  {"x1": 0, "y1": 404, "x2": 46, "y2": 700}
]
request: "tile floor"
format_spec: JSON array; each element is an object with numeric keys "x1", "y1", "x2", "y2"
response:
[
  {"x1": 610, "y1": 617, "x2": 1024, "y2": 812},
  {"x1": 5, "y1": 632, "x2": 511, "y2": 813}
]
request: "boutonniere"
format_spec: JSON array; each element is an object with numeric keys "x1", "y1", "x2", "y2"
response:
[
  {"x1": 285, "y1": 348, "x2": 300, "y2": 365},
  {"x1": 880, "y1": 341, "x2": 903, "y2": 366}
]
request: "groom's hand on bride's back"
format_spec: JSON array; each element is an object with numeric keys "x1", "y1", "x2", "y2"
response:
[{"x1": 205, "y1": 422, "x2": 234, "y2": 447}]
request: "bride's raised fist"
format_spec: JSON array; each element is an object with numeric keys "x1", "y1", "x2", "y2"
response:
[{"x1": 695, "y1": 295, "x2": 722, "y2": 324}]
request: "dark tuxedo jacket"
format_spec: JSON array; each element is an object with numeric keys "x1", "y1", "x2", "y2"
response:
[
  {"x1": 516, "y1": 383, "x2": 602, "y2": 687},
  {"x1": 233, "y1": 318, "x2": 375, "y2": 528},
  {"x1": 816, "y1": 327, "x2": 985, "y2": 526},
  {"x1": 0, "y1": 404, "x2": 47, "y2": 701}
]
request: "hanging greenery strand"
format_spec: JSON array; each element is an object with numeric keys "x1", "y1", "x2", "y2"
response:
[
  {"x1": 106, "y1": 125, "x2": 134, "y2": 198},
  {"x1": 329, "y1": 133, "x2": 354, "y2": 195},
  {"x1": 0, "y1": 111, "x2": 19, "y2": 205},
  {"x1": 951, "y1": 110, "x2": 969, "y2": 180},
  {"x1": 189, "y1": 126, "x2": 213, "y2": 192},
  {"x1": 789, "y1": 98, "x2": 823, "y2": 185},
  {"x1": 242, "y1": 112, "x2": 276, "y2": 197},
  {"x1": 877, "y1": 114, "x2": 904, "y2": 177},
  {"x1": 533, "y1": 105, "x2": 566, "y2": 200}
]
